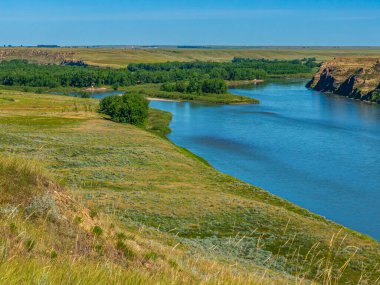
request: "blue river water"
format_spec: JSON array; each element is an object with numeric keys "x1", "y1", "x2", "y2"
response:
[
  {"x1": 148, "y1": 80, "x2": 380, "y2": 240},
  {"x1": 66, "y1": 81, "x2": 380, "y2": 239}
]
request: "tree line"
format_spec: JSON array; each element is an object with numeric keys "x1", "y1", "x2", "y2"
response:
[{"x1": 0, "y1": 58, "x2": 318, "y2": 90}]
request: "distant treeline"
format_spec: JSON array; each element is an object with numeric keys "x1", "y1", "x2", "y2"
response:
[{"x1": 0, "y1": 58, "x2": 318, "y2": 91}]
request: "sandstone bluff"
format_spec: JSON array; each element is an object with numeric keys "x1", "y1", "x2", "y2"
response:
[{"x1": 307, "y1": 58, "x2": 380, "y2": 103}]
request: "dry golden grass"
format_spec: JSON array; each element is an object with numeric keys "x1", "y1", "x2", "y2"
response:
[{"x1": 1, "y1": 47, "x2": 380, "y2": 67}]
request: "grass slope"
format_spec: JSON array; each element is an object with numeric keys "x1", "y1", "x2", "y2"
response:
[
  {"x1": 0, "y1": 89, "x2": 380, "y2": 284},
  {"x1": 1, "y1": 157, "x2": 285, "y2": 285}
]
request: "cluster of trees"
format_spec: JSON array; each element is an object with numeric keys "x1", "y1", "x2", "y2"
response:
[
  {"x1": 0, "y1": 60, "x2": 133, "y2": 88},
  {"x1": 99, "y1": 93, "x2": 149, "y2": 125},
  {"x1": 161, "y1": 78, "x2": 227, "y2": 94},
  {"x1": 128, "y1": 58, "x2": 316, "y2": 81},
  {"x1": 0, "y1": 58, "x2": 318, "y2": 90}
]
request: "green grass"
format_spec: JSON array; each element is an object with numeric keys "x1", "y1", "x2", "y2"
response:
[
  {"x1": 146, "y1": 108, "x2": 172, "y2": 137},
  {"x1": 0, "y1": 89, "x2": 380, "y2": 284},
  {"x1": 124, "y1": 83, "x2": 258, "y2": 104}
]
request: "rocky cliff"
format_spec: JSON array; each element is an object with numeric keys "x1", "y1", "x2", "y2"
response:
[{"x1": 307, "y1": 58, "x2": 380, "y2": 103}]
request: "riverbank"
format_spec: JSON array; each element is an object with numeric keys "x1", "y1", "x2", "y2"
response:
[
  {"x1": 124, "y1": 83, "x2": 259, "y2": 104},
  {"x1": 227, "y1": 79, "x2": 264, "y2": 86},
  {"x1": 147, "y1": 97, "x2": 181, "y2": 102},
  {"x1": 1, "y1": 89, "x2": 380, "y2": 283},
  {"x1": 154, "y1": 80, "x2": 380, "y2": 240},
  {"x1": 0, "y1": 83, "x2": 259, "y2": 105}
]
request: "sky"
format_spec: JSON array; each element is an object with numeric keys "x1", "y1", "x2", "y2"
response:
[{"x1": 1, "y1": 0, "x2": 380, "y2": 46}]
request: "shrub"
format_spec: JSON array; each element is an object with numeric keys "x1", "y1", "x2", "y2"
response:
[
  {"x1": 92, "y1": 226, "x2": 103, "y2": 237},
  {"x1": 24, "y1": 239, "x2": 35, "y2": 252},
  {"x1": 99, "y1": 93, "x2": 149, "y2": 126},
  {"x1": 94, "y1": 244, "x2": 104, "y2": 255},
  {"x1": 116, "y1": 240, "x2": 134, "y2": 259},
  {"x1": 78, "y1": 92, "x2": 91, "y2": 99},
  {"x1": 144, "y1": 251, "x2": 160, "y2": 261},
  {"x1": 89, "y1": 209, "x2": 98, "y2": 218},
  {"x1": 116, "y1": 232, "x2": 127, "y2": 241},
  {"x1": 50, "y1": 250, "x2": 58, "y2": 259},
  {"x1": 372, "y1": 89, "x2": 380, "y2": 103},
  {"x1": 9, "y1": 222, "x2": 17, "y2": 234},
  {"x1": 74, "y1": 216, "x2": 83, "y2": 224}
]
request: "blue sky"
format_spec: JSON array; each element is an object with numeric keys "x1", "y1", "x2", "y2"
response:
[{"x1": 1, "y1": 0, "x2": 379, "y2": 46}]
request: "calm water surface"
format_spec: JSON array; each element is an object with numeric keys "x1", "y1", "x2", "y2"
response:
[{"x1": 149, "y1": 80, "x2": 380, "y2": 240}]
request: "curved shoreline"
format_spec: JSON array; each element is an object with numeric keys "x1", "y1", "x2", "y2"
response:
[{"x1": 151, "y1": 89, "x2": 379, "y2": 242}]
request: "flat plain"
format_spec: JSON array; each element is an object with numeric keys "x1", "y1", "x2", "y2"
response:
[{"x1": 2, "y1": 47, "x2": 380, "y2": 67}]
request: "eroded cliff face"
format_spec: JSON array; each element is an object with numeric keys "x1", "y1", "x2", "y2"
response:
[{"x1": 307, "y1": 58, "x2": 380, "y2": 103}]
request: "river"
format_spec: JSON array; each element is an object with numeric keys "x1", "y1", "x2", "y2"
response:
[
  {"x1": 149, "y1": 80, "x2": 380, "y2": 240},
  {"x1": 67, "y1": 80, "x2": 380, "y2": 239}
]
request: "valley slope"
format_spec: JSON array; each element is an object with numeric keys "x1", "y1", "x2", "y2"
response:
[{"x1": 0, "y1": 90, "x2": 380, "y2": 284}]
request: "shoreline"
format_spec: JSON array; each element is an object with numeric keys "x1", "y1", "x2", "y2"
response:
[
  {"x1": 84, "y1": 87, "x2": 108, "y2": 92},
  {"x1": 227, "y1": 79, "x2": 265, "y2": 87},
  {"x1": 147, "y1": 97, "x2": 181, "y2": 102},
  {"x1": 151, "y1": 85, "x2": 378, "y2": 242},
  {"x1": 154, "y1": 104, "x2": 377, "y2": 243}
]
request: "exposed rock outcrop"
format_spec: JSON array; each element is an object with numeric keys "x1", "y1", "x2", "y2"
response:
[{"x1": 307, "y1": 58, "x2": 380, "y2": 103}]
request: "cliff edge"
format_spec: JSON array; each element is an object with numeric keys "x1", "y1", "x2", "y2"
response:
[{"x1": 307, "y1": 57, "x2": 380, "y2": 103}]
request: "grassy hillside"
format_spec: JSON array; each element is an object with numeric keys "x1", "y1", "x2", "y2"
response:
[
  {"x1": 1, "y1": 89, "x2": 380, "y2": 284},
  {"x1": 0, "y1": 157, "x2": 285, "y2": 285},
  {"x1": 1, "y1": 47, "x2": 380, "y2": 67}
]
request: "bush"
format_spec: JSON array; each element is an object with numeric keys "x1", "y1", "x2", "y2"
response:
[
  {"x1": 99, "y1": 93, "x2": 149, "y2": 126},
  {"x1": 92, "y1": 225, "x2": 103, "y2": 236},
  {"x1": 78, "y1": 92, "x2": 91, "y2": 99},
  {"x1": 116, "y1": 240, "x2": 135, "y2": 259},
  {"x1": 24, "y1": 239, "x2": 35, "y2": 252},
  {"x1": 372, "y1": 89, "x2": 380, "y2": 103},
  {"x1": 50, "y1": 250, "x2": 58, "y2": 259}
]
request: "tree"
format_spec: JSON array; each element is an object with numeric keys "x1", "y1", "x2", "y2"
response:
[
  {"x1": 201, "y1": 79, "x2": 227, "y2": 94},
  {"x1": 186, "y1": 78, "x2": 202, "y2": 94},
  {"x1": 99, "y1": 93, "x2": 149, "y2": 126}
]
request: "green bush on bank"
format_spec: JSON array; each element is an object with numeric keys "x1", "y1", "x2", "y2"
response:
[
  {"x1": 99, "y1": 93, "x2": 149, "y2": 126},
  {"x1": 161, "y1": 78, "x2": 227, "y2": 95}
]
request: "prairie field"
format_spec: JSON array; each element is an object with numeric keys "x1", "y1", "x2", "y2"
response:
[{"x1": 1, "y1": 47, "x2": 380, "y2": 67}]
